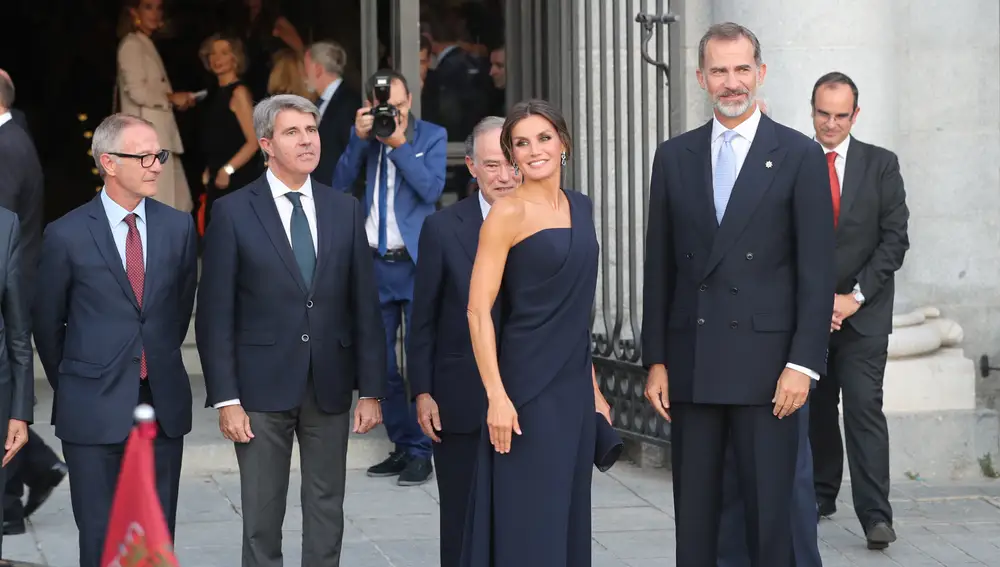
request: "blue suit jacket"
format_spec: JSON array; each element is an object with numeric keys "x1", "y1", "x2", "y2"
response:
[
  {"x1": 407, "y1": 194, "x2": 495, "y2": 434},
  {"x1": 34, "y1": 196, "x2": 198, "y2": 444},
  {"x1": 330, "y1": 118, "x2": 447, "y2": 262},
  {"x1": 195, "y1": 175, "x2": 386, "y2": 414}
]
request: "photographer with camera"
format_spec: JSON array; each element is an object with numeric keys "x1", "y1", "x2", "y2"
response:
[{"x1": 332, "y1": 70, "x2": 447, "y2": 487}]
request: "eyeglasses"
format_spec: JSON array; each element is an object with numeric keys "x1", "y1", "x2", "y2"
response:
[{"x1": 109, "y1": 149, "x2": 170, "y2": 168}]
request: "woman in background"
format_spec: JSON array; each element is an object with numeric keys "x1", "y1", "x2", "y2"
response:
[
  {"x1": 116, "y1": 0, "x2": 195, "y2": 212},
  {"x1": 198, "y1": 33, "x2": 262, "y2": 228},
  {"x1": 232, "y1": 0, "x2": 305, "y2": 101},
  {"x1": 267, "y1": 48, "x2": 313, "y2": 99}
]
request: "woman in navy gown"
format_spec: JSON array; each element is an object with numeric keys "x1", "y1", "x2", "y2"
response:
[{"x1": 462, "y1": 99, "x2": 611, "y2": 566}]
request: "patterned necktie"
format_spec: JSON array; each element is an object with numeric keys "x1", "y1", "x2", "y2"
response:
[
  {"x1": 285, "y1": 192, "x2": 316, "y2": 285},
  {"x1": 713, "y1": 130, "x2": 739, "y2": 224},
  {"x1": 827, "y1": 151, "x2": 841, "y2": 228},
  {"x1": 124, "y1": 213, "x2": 146, "y2": 380},
  {"x1": 377, "y1": 145, "x2": 389, "y2": 255}
]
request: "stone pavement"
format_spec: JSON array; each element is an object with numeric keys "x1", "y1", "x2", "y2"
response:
[{"x1": 3, "y1": 459, "x2": 1000, "y2": 567}]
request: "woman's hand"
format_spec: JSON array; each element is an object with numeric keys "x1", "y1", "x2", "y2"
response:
[
  {"x1": 486, "y1": 393, "x2": 520, "y2": 454},
  {"x1": 215, "y1": 168, "x2": 231, "y2": 190},
  {"x1": 596, "y1": 391, "x2": 612, "y2": 425}
]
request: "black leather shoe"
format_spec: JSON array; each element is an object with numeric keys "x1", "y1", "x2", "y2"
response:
[
  {"x1": 23, "y1": 462, "x2": 68, "y2": 518},
  {"x1": 366, "y1": 451, "x2": 410, "y2": 477},
  {"x1": 866, "y1": 521, "x2": 897, "y2": 550},
  {"x1": 817, "y1": 498, "x2": 837, "y2": 519},
  {"x1": 397, "y1": 457, "x2": 433, "y2": 486},
  {"x1": 2, "y1": 519, "x2": 25, "y2": 536}
]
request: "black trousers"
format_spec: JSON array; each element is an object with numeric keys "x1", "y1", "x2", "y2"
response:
[
  {"x1": 671, "y1": 402, "x2": 798, "y2": 567},
  {"x1": 3, "y1": 428, "x2": 62, "y2": 521},
  {"x1": 433, "y1": 430, "x2": 479, "y2": 567},
  {"x1": 810, "y1": 324, "x2": 892, "y2": 529}
]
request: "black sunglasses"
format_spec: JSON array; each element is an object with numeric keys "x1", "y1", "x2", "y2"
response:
[{"x1": 109, "y1": 149, "x2": 170, "y2": 168}]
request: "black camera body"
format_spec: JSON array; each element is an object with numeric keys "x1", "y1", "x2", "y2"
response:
[{"x1": 368, "y1": 76, "x2": 399, "y2": 139}]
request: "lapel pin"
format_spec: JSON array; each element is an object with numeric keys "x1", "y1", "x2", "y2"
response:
[{"x1": 765, "y1": 160, "x2": 773, "y2": 168}]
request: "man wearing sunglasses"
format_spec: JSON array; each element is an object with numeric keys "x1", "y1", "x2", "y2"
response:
[{"x1": 33, "y1": 113, "x2": 198, "y2": 567}]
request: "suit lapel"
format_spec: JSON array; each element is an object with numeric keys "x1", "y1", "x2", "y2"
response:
[
  {"x1": 683, "y1": 121, "x2": 719, "y2": 247},
  {"x1": 141, "y1": 201, "x2": 165, "y2": 310},
  {"x1": 703, "y1": 115, "x2": 786, "y2": 278},
  {"x1": 248, "y1": 179, "x2": 309, "y2": 293},
  {"x1": 311, "y1": 186, "x2": 336, "y2": 294},
  {"x1": 456, "y1": 195, "x2": 484, "y2": 263},
  {"x1": 86, "y1": 197, "x2": 139, "y2": 312},
  {"x1": 838, "y1": 137, "x2": 865, "y2": 227}
]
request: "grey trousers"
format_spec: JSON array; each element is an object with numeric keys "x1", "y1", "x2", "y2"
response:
[{"x1": 234, "y1": 383, "x2": 351, "y2": 567}]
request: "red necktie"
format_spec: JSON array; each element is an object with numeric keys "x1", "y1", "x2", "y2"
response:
[
  {"x1": 124, "y1": 213, "x2": 147, "y2": 379},
  {"x1": 827, "y1": 151, "x2": 841, "y2": 228}
]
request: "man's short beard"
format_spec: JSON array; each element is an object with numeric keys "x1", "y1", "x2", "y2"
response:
[{"x1": 714, "y1": 93, "x2": 755, "y2": 118}]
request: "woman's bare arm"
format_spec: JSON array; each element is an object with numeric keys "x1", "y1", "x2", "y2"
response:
[
  {"x1": 467, "y1": 198, "x2": 523, "y2": 401},
  {"x1": 225, "y1": 85, "x2": 261, "y2": 170}
]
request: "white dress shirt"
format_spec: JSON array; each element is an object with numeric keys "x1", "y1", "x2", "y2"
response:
[
  {"x1": 365, "y1": 148, "x2": 405, "y2": 250},
  {"x1": 820, "y1": 135, "x2": 850, "y2": 193},
  {"x1": 214, "y1": 169, "x2": 319, "y2": 409},
  {"x1": 101, "y1": 188, "x2": 147, "y2": 270},
  {"x1": 317, "y1": 78, "x2": 342, "y2": 119},
  {"x1": 710, "y1": 108, "x2": 820, "y2": 382},
  {"x1": 0, "y1": 111, "x2": 12, "y2": 129},
  {"x1": 478, "y1": 190, "x2": 491, "y2": 219}
]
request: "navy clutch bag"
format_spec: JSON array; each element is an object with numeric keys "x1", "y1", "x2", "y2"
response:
[{"x1": 594, "y1": 413, "x2": 624, "y2": 472}]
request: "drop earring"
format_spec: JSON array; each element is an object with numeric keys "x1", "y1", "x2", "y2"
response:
[
  {"x1": 561, "y1": 151, "x2": 567, "y2": 166},
  {"x1": 513, "y1": 164, "x2": 520, "y2": 176}
]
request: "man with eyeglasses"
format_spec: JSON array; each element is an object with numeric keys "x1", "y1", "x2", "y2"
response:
[
  {"x1": 807, "y1": 72, "x2": 909, "y2": 551},
  {"x1": 33, "y1": 113, "x2": 198, "y2": 567}
]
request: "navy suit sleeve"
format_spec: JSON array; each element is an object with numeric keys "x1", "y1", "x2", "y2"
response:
[
  {"x1": 195, "y1": 201, "x2": 240, "y2": 406},
  {"x1": 331, "y1": 130, "x2": 370, "y2": 192},
  {"x1": 855, "y1": 152, "x2": 909, "y2": 299},
  {"x1": 32, "y1": 225, "x2": 71, "y2": 391},
  {"x1": 178, "y1": 215, "x2": 198, "y2": 344},
  {"x1": 789, "y1": 142, "x2": 836, "y2": 374},
  {"x1": 641, "y1": 144, "x2": 674, "y2": 368},
  {"x1": 4, "y1": 217, "x2": 33, "y2": 423},
  {"x1": 350, "y1": 198, "x2": 387, "y2": 399},
  {"x1": 386, "y1": 126, "x2": 447, "y2": 205},
  {"x1": 407, "y1": 215, "x2": 445, "y2": 399}
]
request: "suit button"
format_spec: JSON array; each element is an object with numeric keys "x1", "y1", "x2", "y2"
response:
[
  {"x1": 140, "y1": 316, "x2": 146, "y2": 323},
  {"x1": 745, "y1": 252, "x2": 754, "y2": 260},
  {"x1": 699, "y1": 284, "x2": 708, "y2": 292},
  {"x1": 730, "y1": 287, "x2": 739, "y2": 295},
  {"x1": 696, "y1": 318, "x2": 705, "y2": 326},
  {"x1": 685, "y1": 252, "x2": 694, "y2": 259},
  {"x1": 306, "y1": 300, "x2": 314, "y2": 309},
  {"x1": 730, "y1": 321, "x2": 739, "y2": 329},
  {"x1": 301, "y1": 334, "x2": 310, "y2": 342},
  {"x1": 132, "y1": 356, "x2": 140, "y2": 364}
]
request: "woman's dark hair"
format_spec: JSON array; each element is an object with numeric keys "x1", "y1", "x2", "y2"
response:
[{"x1": 500, "y1": 99, "x2": 573, "y2": 165}]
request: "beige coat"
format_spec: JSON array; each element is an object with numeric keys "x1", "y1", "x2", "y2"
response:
[{"x1": 116, "y1": 32, "x2": 192, "y2": 213}]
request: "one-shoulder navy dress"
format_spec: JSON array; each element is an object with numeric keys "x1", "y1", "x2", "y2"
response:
[{"x1": 461, "y1": 189, "x2": 600, "y2": 567}]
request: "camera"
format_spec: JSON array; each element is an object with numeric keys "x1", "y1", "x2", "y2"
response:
[{"x1": 368, "y1": 76, "x2": 399, "y2": 139}]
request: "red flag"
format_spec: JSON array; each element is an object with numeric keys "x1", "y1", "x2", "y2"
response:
[{"x1": 100, "y1": 405, "x2": 180, "y2": 567}]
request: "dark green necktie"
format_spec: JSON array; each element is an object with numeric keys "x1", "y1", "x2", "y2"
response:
[{"x1": 285, "y1": 192, "x2": 316, "y2": 285}]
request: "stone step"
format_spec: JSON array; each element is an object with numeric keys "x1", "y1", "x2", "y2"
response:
[{"x1": 30, "y1": 373, "x2": 395, "y2": 474}]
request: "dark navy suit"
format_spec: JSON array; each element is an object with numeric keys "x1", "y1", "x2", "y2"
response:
[
  {"x1": 408, "y1": 193, "x2": 490, "y2": 567},
  {"x1": 33, "y1": 192, "x2": 197, "y2": 567},
  {"x1": 642, "y1": 110, "x2": 835, "y2": 567},
  {"x1": 332, "y1": 118, "x2": 447, "y2": 462}
]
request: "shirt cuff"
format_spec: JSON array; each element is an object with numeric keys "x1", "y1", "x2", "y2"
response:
[
  {"x1": 853, "y1": 282, "x2": 865, "y2": 304},
  {"x1": 785, "y1": 363, "x2": 820, "y2": 381},
  {"x1": 213, "y1": 399, "x2": 240, "y2": 409}
]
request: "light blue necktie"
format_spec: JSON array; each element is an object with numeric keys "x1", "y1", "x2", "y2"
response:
[
  {"x1": 714, "y1": 130, "x2": 739, "y2": 224},
  {"x1": 285, "y1": 192, "x2": 316, "y2": 285},
  {"x1": 377, "y1": 145, "x2": 389, "y2": 255}
]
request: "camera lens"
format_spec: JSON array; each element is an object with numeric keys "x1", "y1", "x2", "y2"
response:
[{"x1": 372, "y1": 114, "x2": 396, "y2": 139}]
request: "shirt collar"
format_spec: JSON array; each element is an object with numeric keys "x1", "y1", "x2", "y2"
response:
[
  {"x1": 478, "y1": 190, "x2": 491, "y2": 219},
  {"x1": 711, "y1": 104, "x2": 763, "y2": 144},
  {"x1": 100, "y1": 187, "x2": 146, "y2": 225},
  {"x1": 0, "y1": 111, "x2": 11, "y2": 129},
  {"x1": 321, "y1": 78, "x2": 342, "y2": 102},
  {"x1": 267, "y1": 168, "x2": 314, "y2": 201},
  {"x1": 817, "y1": 135, "x2": 851, "y2": 160}
]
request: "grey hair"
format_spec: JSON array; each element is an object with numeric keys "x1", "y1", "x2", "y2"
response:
[
  {"x1": 0, "y1": 73, "x2": 13, "y2": 109},
  {"x1": 253, "y1": 94, "x2": 320, "y2": 139},
  {"x1": 698, "y1": 22, "x2": 763, "y2": 69},
  {"x1": 307, "y1": 41, "x2": 347, "y2": 77},
  {"x1": 464, "y1": 116, "x2": 506, "y2": 160},
  {"x1": 91, "y1": 113, "x2": 155, "y2": 176}
]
